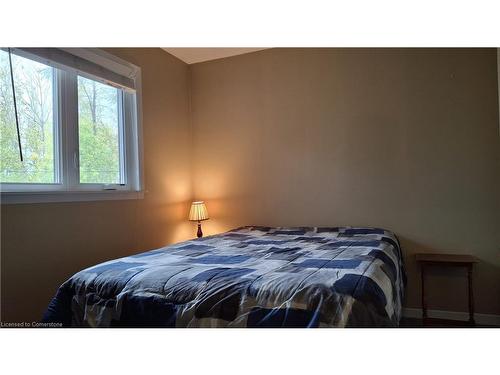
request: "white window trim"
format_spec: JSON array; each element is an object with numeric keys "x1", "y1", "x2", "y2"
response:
[{"x1": 0, "y1": 49, "x2": 144, "y2": 204}]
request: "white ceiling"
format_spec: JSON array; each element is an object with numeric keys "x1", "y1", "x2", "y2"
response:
[{"x1": 162, "y1": 48, "x2": 267, "y2": 64}]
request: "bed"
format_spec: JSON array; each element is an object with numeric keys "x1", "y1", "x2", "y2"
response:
[{"x1": 42, "y1": 226, "x2": 406, "y2": 327}]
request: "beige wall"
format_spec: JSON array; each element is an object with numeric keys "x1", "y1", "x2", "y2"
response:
[
  {"x1": 1, "y1": 48, "x2": 194, "y2": 322},
  {"x1": 190, "y1": 48, "x2": 500, "y2": 315},
  {"x1": 2, "y1": 48, "x2": 499, "y2": 322}
]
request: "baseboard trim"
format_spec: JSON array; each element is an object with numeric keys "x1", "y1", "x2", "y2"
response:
[{"x1": 403, "y1": 308, "x2": 500, "y2": 326}]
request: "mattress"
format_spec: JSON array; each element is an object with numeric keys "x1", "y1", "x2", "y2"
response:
[{"x1": 42, "y1": 226, "x2": 406, "y2": 327}]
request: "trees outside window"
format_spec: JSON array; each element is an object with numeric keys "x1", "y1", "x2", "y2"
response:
[
  {"x1": 0, "y1": 51, "x2": 55, "y2": 183},
  {"x1": 0, "y1": 50, "x2": 136, "y2": 193},
  {"x1": 78, "y1": 76, "x2": 122, "y2": 184}
]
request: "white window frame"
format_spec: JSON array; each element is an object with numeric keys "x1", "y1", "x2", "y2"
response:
[{"x1": 0, "y1": 49, "x2": 144, "y2": 204}]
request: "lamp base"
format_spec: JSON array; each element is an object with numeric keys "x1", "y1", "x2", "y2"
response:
[{"x1": 197, "y1": 222, "x2": 203, "y2": 238}]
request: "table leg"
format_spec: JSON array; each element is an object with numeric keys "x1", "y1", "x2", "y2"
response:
[
  {"x1": 468, "y1": 265, "x2": 475, "y2": 325},
  {"x1": 421, "y1": 264, "x2": 427, "y2": 320}
]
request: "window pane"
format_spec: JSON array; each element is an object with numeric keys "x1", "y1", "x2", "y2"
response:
[
  {"x1": 0, "y1": 51, "x2": 56, "y2": 183},
  {"x1": 78, "y1": 76, "x2": 122, "y2": 184}
]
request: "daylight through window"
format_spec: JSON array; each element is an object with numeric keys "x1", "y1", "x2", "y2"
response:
[
  {"x1": 78, "y1": 76, "x2": 123, "y2": 184},
  {"x1": 0, "y1": 51, "x2": 56, "y2": 183},
  {"x1": 0, "y1": 48, "x2": 141, "y2": 200}
]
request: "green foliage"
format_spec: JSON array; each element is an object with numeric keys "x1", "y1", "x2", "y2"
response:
[
  {"x1": 79, "y1": 116, "x2": 120, "y2": 184},
  {"x1": 0, "y1": 52, "x2": 54, "y2": 183},
  {"x1": 0, "y1": 52, "x2": 121, "y2": 185}
]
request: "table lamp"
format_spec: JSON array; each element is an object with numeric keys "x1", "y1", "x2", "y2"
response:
[{"x1": 189, "y1": 201, "x2": 209, "y2": 238}]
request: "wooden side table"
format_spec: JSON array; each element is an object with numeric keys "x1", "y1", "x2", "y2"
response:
[{"x1": 415, "y1": 253, "x2": 479, "y2": 326}]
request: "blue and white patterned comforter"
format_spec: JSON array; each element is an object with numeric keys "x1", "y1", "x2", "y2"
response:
[{"x1": 43, "y1": 226, "x2": 406, "y2": 327}]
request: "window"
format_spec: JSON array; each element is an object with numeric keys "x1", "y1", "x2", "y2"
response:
[
  {"x1": 78, "y1": 76, "x2": 122, "y2": 184},
  {"x1": 0, "y1": 53, "x2": 57, "y2": 183},
  {"x1": 0, "y1": 48, "x2": 142, "y2": 203}
]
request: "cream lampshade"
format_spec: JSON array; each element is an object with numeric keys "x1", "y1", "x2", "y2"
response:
[{"x1": 189, "y1": 201, "x2": 209, "y2": 237}]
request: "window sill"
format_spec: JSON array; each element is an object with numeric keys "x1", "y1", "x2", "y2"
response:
[{"x1": 1, "y1": 190, "x2": 144, "y2": 204}]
